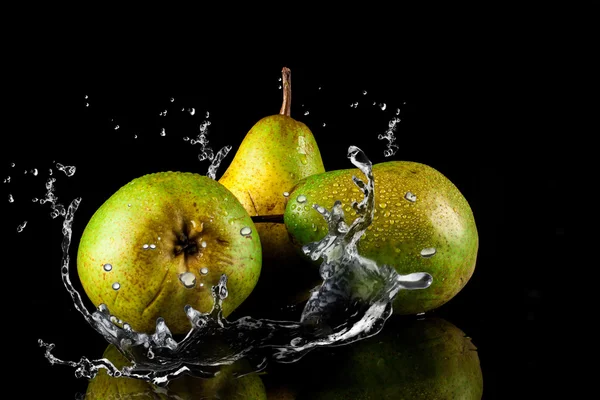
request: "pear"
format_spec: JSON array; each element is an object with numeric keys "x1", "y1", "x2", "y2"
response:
[
  {"x1": 77, "y1": 171, "x2": 261, "y2": 334},
  {"x1": 273, "y1": 316, "x2": 483, "y2": 399},
  {"x1": 218, "y1": 67, "x2": 325, "y2": 305},
  {"x1": 284, "y1": 161, "x2": 478, "y2": 315},
  {"x1": 85, "y1": 344, "x2": 267, "y2": 399}
]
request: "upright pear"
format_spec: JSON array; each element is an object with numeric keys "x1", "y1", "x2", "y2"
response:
[
  {"x1": 284, "y1": 161, "x2": 478, "y2": 315},
  {"x1": 219, "y1": 67, "x2": 325, "y2": 303}
]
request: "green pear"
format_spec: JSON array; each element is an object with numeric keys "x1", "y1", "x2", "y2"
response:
[
  {"x1": 284, "y1": 161, "x2": 478, "y2": 315},
  {"x1": 267, "y1": 316, "x2": 483, "y2": 399},
  {"x1": 77, "y1": 171, "x2": 261, "y2": 334},
  {"x1": 218, "y1": 67, "x2": 325, "y2": 304},
  {"x1": 85, "y1": 344, "x2": 267, "y2": 399}
]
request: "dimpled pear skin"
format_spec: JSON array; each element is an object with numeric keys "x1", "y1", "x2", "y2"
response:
[
  {"x1": 77, "y1": 172, "x2": 262, "y2": 334},
  {"x1": 219, "y1": 114, "x2": 325, "y2": 269},
  {"x1": 284, "y1": 161, "x2": 478, "y2": 314}
]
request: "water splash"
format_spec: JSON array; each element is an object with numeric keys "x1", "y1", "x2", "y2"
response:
[
  {"x1": 8, "y1": 194, "x2": 14, "y2": 203},
  {"x1": 17, "y1": 220, "x2": 27, "y2": 232},
  {"x1": 3, "y1": 176, "x2": 9, "y2": 183},
  {"x1": 378, "y1": 117, "x2": 401, "y2": 157},
  {"x1": 55, "y1": 163, "x2": 76, "y2": 177},
  {"x1": 186, "y1": 118, "x2": 232, "y2": 179},
  {"x1": 39, "y1": 146, "x2": 432, "y2": 386}
]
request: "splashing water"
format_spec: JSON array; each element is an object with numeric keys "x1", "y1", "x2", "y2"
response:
[
  {"x1": 378, "y1": 117, "x2": 401, "y2": 157},
  {"x1": 55, "y1": 163, "x2": 76, "y2": 177},
  {"x1": 17, "y1": 220, "x2": 27, "y2": 232},
  {"x1": 39, "y1": 146, "x2": 432, "y2": 386},
  {"x1": 187, "y1": 118, "x2": 232, "y2": 179}
]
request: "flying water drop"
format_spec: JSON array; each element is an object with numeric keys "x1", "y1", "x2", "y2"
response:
[
  {"x1": 55, "y1": 163, "x2": 76, "y2": 177},
  {"x1": 304, "y1": 110, "x2": 310, "y2": 115},
  {"x1": 16, "y1": 221, "x2": 27, "y2": 232},
  {"x1": 379, "y1": 103, "x2": 387, "y2": 111},
  {"x1": 188, "y1": 108, "x2": 195, "y2": 115},
  {"x1": 115, "y1": 125, "x2": 120, "y2": 130},
  {"x1": 8, "y1": 194, "x2": 14, "y2": 203},
  {"x1": 160, "y1": 128, "x2": 166, "y2": 136},
  {"x1": 3, "y1": 176, "x2": 10, "y2": 183}
]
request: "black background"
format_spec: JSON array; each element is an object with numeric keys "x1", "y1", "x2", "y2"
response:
[{"x1": 3, "y1": 50, "x2": 566, "y2": 399}]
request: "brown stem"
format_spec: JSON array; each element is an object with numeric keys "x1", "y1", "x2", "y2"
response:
[
  {"x1": 279, "y1": 67, "x2": 292, "y2": 116},
  {"x1": 251, "y1": 214, "x2": 285, "y2": 224}
]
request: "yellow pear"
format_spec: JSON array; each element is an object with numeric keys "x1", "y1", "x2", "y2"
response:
[{"x1": 219, "y1": 67, "x2": 325, "y2": 304}]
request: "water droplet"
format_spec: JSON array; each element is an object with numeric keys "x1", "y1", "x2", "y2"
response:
[
  {"x1": 206, "y1": 111, "x2": 209, "y2": 118},
  {"x1": 134, "y1": 135, "x2": 138, "y2": 139},
  {"x1": 396, "y1": 108, "x2": 401, "y2": 115},
  {"x1": 32, "y1": 197, "x2": 38, "y2": 202},
  {"x1": 150, "y1": 244, "x2": 157, "y2": 249},
  {"x1": 86, "y1": 103, "x2": 89, "y2": 107},
  {"x1": 278, "y1": 85, "x2": 282, "y2": 89},
  {"x1": 143, "y1": 244, "x2": 149, "y2": 249},
  {"x1": 201, "y1": 241, "x2": 207, "y2": 248},
  {"x1": 420, "y1": 248, "x2": 436, "y2": 258},
  {"x1": 160, "y1": 128, "x2": 166, "y2": 136},
  {"x1": 404, "y1": 192, "x2": 417, "y2": 202},
  {"x1": 304, "y1": 110, "x2": 310, "y2": 115},
  {"x1": 363, "y1": 90, "x2": 367, "y2": 95},
  {"x1": 183, "y1": 137, "x2": 190, "y2": 141},
  {"x1": 103, "y1": 263, "x2": 113, "y2": 272},
  {"x1": 316, "y1": 206, "x2": 326, "y2": 214},
  {"x1": 278, "y1": 77, "x2": 282, "y2": 81},
  {"x1": 128, "y1": 204, "x2": 131, "y2": 207},
  {"x1": 379, "y1": 203, "x2": 387, "y2": 209},
  {"x1": 112, "y1": 282, "x2": 121, "y2": 290},
  {"x1": 200, "y1": 267, "x2": 208, "y2": 275},
  {"x1": 17, "y1": 221, "x2": 27, "y2": 232},
  {"x1": 322, "y1": 123, "x2": 326, "y2": 127},
  {"x1": 3, "y1": 176, "x2": 10, "y2": 183},
  {"x1": 84, "y1": 95, "x2": 88, "y2": 99},
  {"x1": 32, "y1": 169, "x2": 38, "y2": 176},
  {"x1": 283, "y1": 191, "x2": 290, "y2": 197},
  {"x1": 114, "y1": 125, "x2": 120, "y2": 130},
  {"x1": 179, "y1": 272, "x2": 196, "y2": 288},
  {"x1": 188, "y1": 108, "x2": 195, "y2": 115},
  {"x1": 380, "y1": 103, "x2": 387, "y2": 111},
  {"x1": 11, "y1": 163, "x2": 15, "y2": 167},
  {"x1": 240, "y1": 227, "x2": 252, "y2": 236},
  {"x1": 8, "y1": 194, "x2": 14, "y2": 203},
  {"x1": 55, "y1": 163, "x2": 76, "y2": 177},
  {"x1": 297, "y1": 195, "x2": 307, "y2": 203}
]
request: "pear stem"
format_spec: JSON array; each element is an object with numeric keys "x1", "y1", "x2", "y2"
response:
[
  {"x1": 251, "y1": 214, "x2": 284, "y2": 224},
  {"x1": 279, "y1": 67, "x2": 292, "y2": 117}
]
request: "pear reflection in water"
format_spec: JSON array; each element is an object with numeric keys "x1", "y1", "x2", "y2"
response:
[
  {"x1": 85, "y1": 344, "x2": 267, "y2": 399},
  {"x1": 263, "y1": 316, "x2": 483, "y2": 400}
]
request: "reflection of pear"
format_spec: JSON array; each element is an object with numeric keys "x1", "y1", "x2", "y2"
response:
[
  {"x1": 219, "y1": 67, "x2": 325, "y2": 305},
  {"x1": 85, "y1": 344, "x2": 267, "y2": 399},
  {"x1": 264, "y1": 316, "x2": 483, "y2": 399},
  {"x1": 285, "y1": 161, "x2": 478, "y2": 314}
]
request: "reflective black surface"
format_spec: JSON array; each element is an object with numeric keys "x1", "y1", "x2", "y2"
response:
[{"x1": 3, "y1": 57, "x2": 565, "y2": 399}]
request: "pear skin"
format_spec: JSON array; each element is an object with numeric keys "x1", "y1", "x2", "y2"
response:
[
  {"x1": 219, "y1": 68, "x2": 325, "y2": 305},
  {"x1": 77, "y1": 171, "x2": 262, "y2": 334},
  {"x1": 284, "y1": 161, "x2": 478, "y2": 315}
]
